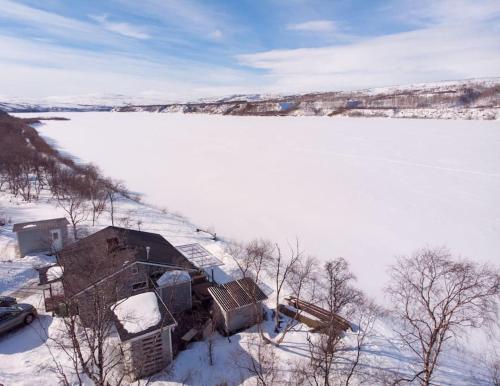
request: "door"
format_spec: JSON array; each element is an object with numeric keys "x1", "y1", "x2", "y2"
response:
[
  {"x1": 0, "y1": 310, "x2": 22, "y2": 333},
  {"x1": 50, "y1": 229, "x2": 63, "y2": 251}
]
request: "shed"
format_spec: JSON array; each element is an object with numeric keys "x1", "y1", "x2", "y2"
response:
[
  {"x1": 13, "y1": 218, "x2": 69, "y2": 257},
  {"x1": 208, "y1": 277, "x2": 268, "y2": 334},
  {"x1": 156, "y1": 270, "x2": 192, "y2": 314},
  {"x1": 112, "y1": 292, "x2": 176, "y2": 381}
]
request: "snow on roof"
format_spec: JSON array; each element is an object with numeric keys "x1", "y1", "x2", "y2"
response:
[
  {"x1": 47, "y1": 266, "x2": 63, "y2": 281},
  {"x1": 51, "y1": 281, "x2": 64, "y2": 295},
  {"x1": 113, "y1": 292, "x2": 161, "y2": 334},
  {"x1": 176, "y1": 243, "x2": 224, "y2": 269},
  {"x1": 157, "y1": 270, "x2": 191, "y2": 287},
  {"x1": 13, "y1": 218, "x2": 69, "y2": 232}
]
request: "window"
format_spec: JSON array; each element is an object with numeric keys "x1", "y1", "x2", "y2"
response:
[
  {"x1": 106, "y1": 237, "x2": 120, "y2": 253},
  {"x1": 52, "y1": 231, "x2": 59, "y2": 240},
  {"x1": 132, "y1": 281, "x2": 147, "y2": 292}
]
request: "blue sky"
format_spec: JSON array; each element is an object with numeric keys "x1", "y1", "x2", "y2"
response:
[{"x1": 0, "y1": 0, "x2": 499, "y2": 101}]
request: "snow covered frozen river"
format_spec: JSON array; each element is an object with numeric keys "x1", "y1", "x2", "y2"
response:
[{"x1": 19, "y1": 112, "x2": 500, "y2": 296}]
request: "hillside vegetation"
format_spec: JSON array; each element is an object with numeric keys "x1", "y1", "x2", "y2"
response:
[
  {"x1": 0, "y1": 112, "x2": 129, "y2": 237},
  {"x1": 116, "y1": 78, "x2": 500, "y2": 119}
]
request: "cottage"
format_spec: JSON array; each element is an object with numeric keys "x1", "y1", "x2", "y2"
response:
[
  {"x1": 13, "y1": 217, "x2": 69, "y2": 257},
  {"x1": 208, "y1": 277, "x2": 268, "y2": 334},
  {"x1": 58, "y1": 226, "x2": 198, "y2": 325},
  {"x1": 113, "y1": 292, "x2": 176, "y2": 380},
  {"x1": 52, "y1": 226, "x2": 201, "y2": 380}
]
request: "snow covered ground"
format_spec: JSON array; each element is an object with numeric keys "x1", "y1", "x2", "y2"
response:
[
  {"x1": 16, "y1": 112, "x2": 500, "y2": 299},
  {"x1": 0, "y1": 190, "x2": 238, "y2": 385},
  {"x1": 0, "y1": 175, "x2": 496, "y2": 384}
]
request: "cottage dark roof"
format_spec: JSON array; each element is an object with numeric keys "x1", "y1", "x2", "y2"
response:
[
  {"x1": 112, "y1": 292, "x2": 176, "y2": 342},
  {"x1": 208, "y1": 277, "x2": 268, "y2": 312},
  {"x1": 60, "y1": 226, "x2": 196, "y2": 297},
  {"x1": 13, "y1": 217, "x2": 68, "y2": 232}
]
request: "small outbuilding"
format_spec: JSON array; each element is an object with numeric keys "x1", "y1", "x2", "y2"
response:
[
  {"x1": 156, "y1": 270, "x2": 192, "y2": 314},
  {"x1": 113, "y1": 292, "x2": 176, "y2": 381},
  {"x1": 208, "y1": 277, "x2": 268, "y2": 335},
  {"x1": 13, "y1": 218, "x2": 69, "y2": 257}
]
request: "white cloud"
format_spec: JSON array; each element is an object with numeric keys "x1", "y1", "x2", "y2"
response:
[
  {"x1": 403, "y1": 0, "x2": 500, "y2": 25},
  {"x1": 0, "y1": 35, "x2": 261, "y2": 100},
  {"x1": 116, "y1": 0, "x2": 228, "y2": 39},
  {"x1": 90, "y1": 14, "x2": 150, "y2": 39},
  {"x1": 0, "y1": 0, "x2": 143, "y2": 48},
  {"x1": 0, "y1": 0, "x2": 92, "y2": 34},
  {"x1": 0, "y1": 0, "x2": 498, "y2": 99},
  {"x1": 238, "y1": 22, "x2": 500, "y2": 93},
  {"x1": 287, "y1": 20, "x2": 338, "y2": 32}
]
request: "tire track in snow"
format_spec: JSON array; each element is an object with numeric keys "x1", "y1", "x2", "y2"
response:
[{"x1": 304, "y1": 149, "x2": 500, "y2": 178}]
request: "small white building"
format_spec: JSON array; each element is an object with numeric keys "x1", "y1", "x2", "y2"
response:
[{"x1": 13, "y1": 218, "x2": 69, "y2": 257}]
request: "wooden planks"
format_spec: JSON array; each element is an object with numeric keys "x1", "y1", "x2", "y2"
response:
[{"x1": 285, "y1": 296, "x2": 351, "y2": 331}]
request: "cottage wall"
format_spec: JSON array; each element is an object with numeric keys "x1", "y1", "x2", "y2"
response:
[
  {"x1": 17, "y1": 226, "x2": 69, "y2": 257},
  {"x1": 216, "y1": 302, "x2": 263, "y2": 334},
  {"x1": 74, "y1": 264, "x2": 149, "y2": 326},
  {"x1": 72, "y1": 264, "x2": 183, "y2": 326},
  {"x1": 122, "y1": 327, "x2": 173, "y2": 380},
  {"x1": 115, "y1": 264, "x2": 150, "y2": 299},
  {"x1": 17, "y1": 229, "x2": 50, "y2": 257}
]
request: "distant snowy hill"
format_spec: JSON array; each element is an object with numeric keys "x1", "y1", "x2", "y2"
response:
[
  {"x1": 0, "y1": 93, "x2": 176, "y2": 113},
  {"x1": 2, "y1": 78, "x2": 499, "y2": 119},
  {"x1": 116, "y1": 78, "x2": 500, "y2": 120}
]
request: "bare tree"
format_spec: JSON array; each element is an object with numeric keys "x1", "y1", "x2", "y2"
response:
[
  {"x1": 305, "y1": 326, "x2": 344, "y2": 386},
  {"x1": 83, "y1": 165, "x2": 107, "y2": 226},
  {"x1": 386, "y1": 247, "x2": 500, "y2": 386},
  {"x1": 486, "y1": 350, "x2": 500, "y2": 386},
  {"x1": 275, "y1": 255, "x2": 318, "y2": 345},
  {"x1": 103, "y1": 179, "x2": 125, "y2": 227},
  {"x1": 297, "y1": 258, "x2": 362, "y2": 386},
  {"x1": 54, "y1": 189, "x2": 90, "y2": 240},
  {"x1": 342, "y1": 299, "x2": 381, "y2": 386},
  {"x1": 236, "y1": 336, "x2": 281, "y2": 386},
  {"x1": 207, "y1": 304, "x2": 224, "y2": 367},
  {"x1": 267, "y1": 240, "x2": 302, "y2": 333},
  {"x1": 49, "y1": 167, "x2": 94, "y2": 240},
  {"x1": 227, "y1": 239, "x2": 273, "y2": 282},
  {"x1": 320, "y1": 258, "x2": 362, "y2": 317},
  {"x1": 227, "y1": 239, "x2": 274, "y2": 343}
]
